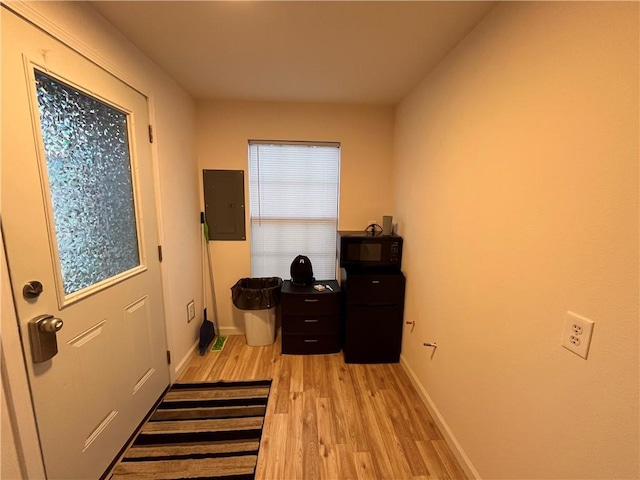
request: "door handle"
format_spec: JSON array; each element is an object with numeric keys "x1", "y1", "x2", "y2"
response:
[{"x1": 28, "y1": 314, "x2": 63, "y2": 363}]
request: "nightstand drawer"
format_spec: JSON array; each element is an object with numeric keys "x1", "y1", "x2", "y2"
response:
[
  {"x1": 280, "y1": 291, "x2": 340, "y2": 315},
  {"x1": 282, "y1": 314, "x2": 340, "y2": 335},
  {"x1": 281, "y1": 334, "x2": 340, "y2": 355}
]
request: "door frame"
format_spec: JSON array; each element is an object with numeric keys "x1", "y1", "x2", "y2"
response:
[
  {"x1": 1, "y1": 2, "x2": 174, "y2": 475},
  {"x1": 1, "y1": 228, "x2": 47, "y2": 479}
]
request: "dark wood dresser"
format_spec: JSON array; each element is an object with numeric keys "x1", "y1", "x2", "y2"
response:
[{"x1": 281, "y1": 280, "x2": 341, "y2": 354}]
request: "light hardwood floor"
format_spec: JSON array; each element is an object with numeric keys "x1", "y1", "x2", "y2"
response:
[{"x1": 179, "y1": 335, "x2": 467, "y2": 480}]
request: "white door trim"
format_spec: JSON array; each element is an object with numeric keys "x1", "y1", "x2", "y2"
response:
[
  {"x1": 1, "y1": 228, "x2": 47, "y2": 479},
  {"x1": 4, "y1": 1, "x2": 146, "y2": 98},
  {"x1": 0, "y1": 3, "x2": 176, "y2": 476},
  {"x1": 1, "y1": 1, "x2": 175, "y2": 382}
]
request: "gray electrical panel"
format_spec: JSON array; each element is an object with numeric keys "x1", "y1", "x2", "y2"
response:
[{"x1": 203, "y1": 170, "x2": 246, "y2": 241}]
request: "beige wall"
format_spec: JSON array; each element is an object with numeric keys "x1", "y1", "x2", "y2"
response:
[
  {"x1": 394, "y1": 2, "x2": 639, "y2": 479},
  {"x1": 197, "y1": 100, "x2": 395, "y2": 332}
]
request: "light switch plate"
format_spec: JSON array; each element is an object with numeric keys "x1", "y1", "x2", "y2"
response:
[{"x1": 187, "y1": 300, "x2": 195, "y2": 323}]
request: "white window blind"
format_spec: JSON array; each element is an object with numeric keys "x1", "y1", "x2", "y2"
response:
[{"x1": 248, "y1": 141, "x2": 340, "y2": 280}]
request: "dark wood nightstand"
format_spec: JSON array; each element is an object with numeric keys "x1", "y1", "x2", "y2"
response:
[{"x1": 281, "y1": 280, "x2": 341, "y2": 354}]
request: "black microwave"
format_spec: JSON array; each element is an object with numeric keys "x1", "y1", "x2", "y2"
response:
[{"x1": 338, "y1": 231, "x2": 403, "y2": 271}]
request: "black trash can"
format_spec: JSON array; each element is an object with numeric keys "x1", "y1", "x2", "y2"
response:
[{"x1": 231, "y1": 277, "x2": 282, "y2": 345}]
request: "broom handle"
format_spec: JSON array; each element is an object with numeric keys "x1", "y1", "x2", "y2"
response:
[
  {"x1": 201, "y1": 213, "x2": 220, "y2": 332},
  {"x1": 201, "y1": 213, "x2": 208, "y2": 322}
]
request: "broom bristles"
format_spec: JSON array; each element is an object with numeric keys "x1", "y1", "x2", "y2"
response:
[{"x1": 211, "y1": 335, "x2": 227, "y2": 351}]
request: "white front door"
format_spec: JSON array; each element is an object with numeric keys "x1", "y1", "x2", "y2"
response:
[{"x1": 2, "y1": 10, "x2": 170, "y2": 479}]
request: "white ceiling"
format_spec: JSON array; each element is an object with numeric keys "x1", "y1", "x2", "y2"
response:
[{"x1": 90, "y1": 1, "x2": 496, "y2": 106}]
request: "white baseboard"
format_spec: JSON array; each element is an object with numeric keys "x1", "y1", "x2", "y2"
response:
[
  {"x1": 173, "y1": 340, "x2": 199, "y2": 379},
  {"x1": 399, "y1": 354, "x2": 481, "y2": 480},
  {"x1": 218, "y1": 326, "x2": 244, "y2": 336}
]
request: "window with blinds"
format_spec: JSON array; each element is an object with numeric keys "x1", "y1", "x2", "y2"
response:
[{"x1": 248, "y1": 141, "x2": 340, "y2": 280}]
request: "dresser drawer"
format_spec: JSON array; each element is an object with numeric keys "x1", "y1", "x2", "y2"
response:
[
  {"x1": 280, "y1": 280, "x2": 341, "y2": 355},
  {"x1": 282, "y1": 314, "x2": 340, "y2": 335},
  {"x1": 281, "y1": 291, "x2": 340, "y2": 315},
  {"x1": 281, "y1": 333, "x2": 340, "y2": 355}
]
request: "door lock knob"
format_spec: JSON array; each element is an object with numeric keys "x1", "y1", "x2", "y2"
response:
[
  {"x1": 29, "y1": 314, "x2": 63, "y2": 363},
  {"x1": 38, "y1": 316, "x2": 63, "y2": 333}
]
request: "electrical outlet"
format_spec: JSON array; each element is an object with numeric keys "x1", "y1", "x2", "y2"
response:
[
  {"x1": 187, "y1": 300, "x2": 195, "y2": 323},
  {"x1": 562, "y1": 311, "x2": 595, "y2": 359}
]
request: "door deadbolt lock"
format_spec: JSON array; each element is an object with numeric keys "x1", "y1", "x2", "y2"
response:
[
  {"x1": 29, "y1": 314, "x2": 63, "y2": 363},
  {"x1": 23, "y1": 280, "x2": 43, "y2": 299}
]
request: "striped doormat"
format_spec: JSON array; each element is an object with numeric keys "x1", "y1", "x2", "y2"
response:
[{"x1": 110, "y1": 380, "x2": 271, "y2": 480}]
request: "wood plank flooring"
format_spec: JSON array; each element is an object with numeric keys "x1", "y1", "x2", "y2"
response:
[{"x1": 179, "y1": 335, "x2": 467, "y2": 480}]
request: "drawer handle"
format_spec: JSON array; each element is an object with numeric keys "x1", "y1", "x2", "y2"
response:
[
  {"x1": 371, "y1": 280, "x2": 380, "y2": 284},
  {"x1": 304, "y1": 339, "x2": 319, "y2": 343},
  {"x1": 304, "y1": 299, "x2": 319, "y2": 303},
  {"x1": 304, "y1": 319, "x2": 319, "y2": 323}
]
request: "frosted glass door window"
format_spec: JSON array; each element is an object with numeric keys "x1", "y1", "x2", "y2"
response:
[{"x1": 34, "y1": 70, "x2": 141, "y2": 295}]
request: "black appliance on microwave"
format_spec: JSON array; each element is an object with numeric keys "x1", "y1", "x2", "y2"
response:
[{"x1": 337, "y1": 231, "x2": 402, "y2": 272}]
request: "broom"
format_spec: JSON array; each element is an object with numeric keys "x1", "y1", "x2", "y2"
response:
[{"x1": 200, "y1": 213, "x2": 226, "y2": 353}]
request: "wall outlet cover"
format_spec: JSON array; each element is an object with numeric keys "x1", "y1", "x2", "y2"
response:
[{"x1": 562, "y1": 311, "x2": 595, "y2": 359}]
